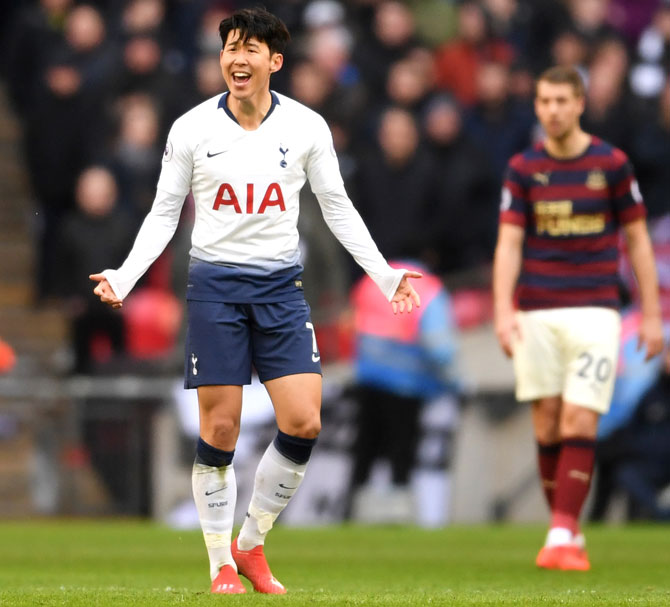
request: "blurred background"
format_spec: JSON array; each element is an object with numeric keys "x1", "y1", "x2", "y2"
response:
[{"x1": 0, "y1": 0, "x2": 668, "y2": 527}]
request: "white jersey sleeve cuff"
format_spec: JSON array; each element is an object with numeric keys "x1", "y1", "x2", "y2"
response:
[
  {"x1": 372, "y1": 266, "x2": 407, "y2": 302},
  {"x1": 100, "y1": 190, "x2": 186, "y2": 301}
]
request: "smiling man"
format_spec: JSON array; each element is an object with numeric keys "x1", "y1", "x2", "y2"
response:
[
  {"x1": 89, "y1": 7, "x2": 420, "y2": 595},
  {"x1": 493, "y1": 65, "x2": 663, "y2": 571}
]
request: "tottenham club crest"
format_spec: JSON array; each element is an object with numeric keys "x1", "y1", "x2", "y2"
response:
[{"x1": 279, "y1": 145, "x2": 289, "y2": 168}]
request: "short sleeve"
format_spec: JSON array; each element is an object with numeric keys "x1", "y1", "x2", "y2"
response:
[
  {"x1": 499, "y1": 155, "x2": 528, "y2": 227},
  {"x1": 610, "y1": 151, "x2": 646, "y2": 225}
]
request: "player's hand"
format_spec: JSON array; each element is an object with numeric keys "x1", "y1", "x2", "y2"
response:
[
  {"x1": 494, "y1": 307, "x2": 520, "y2": 358},
  {"x1": 638, "y1": 313, "x2": 664, "y2": 361},
  {"x1": 89, "y1": 273, "x2": 123, "y2": 309},
  {"x1": 391, "y1": 271, "x2": 422, "y2": 314}
]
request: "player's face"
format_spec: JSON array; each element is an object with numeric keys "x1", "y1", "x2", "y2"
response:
[
  {"x1": 220, "y1": 31, "x2": 283, "y2": 101},
  {"x1": 534, "y1": 81, "x2": 585, "y2": 141}
]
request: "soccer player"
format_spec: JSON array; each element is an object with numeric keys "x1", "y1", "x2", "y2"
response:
[
  {"x1": 90, "y1": 7, "x2": 421, "y2": 595},
  {"x1": 493, "y1": 65, "x2": 664, "y2": 571}
]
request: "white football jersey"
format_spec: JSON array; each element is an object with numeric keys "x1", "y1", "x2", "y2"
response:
[
  {"x1": 103, "y1": 92, "x2": 405, "y2": 301},
  {"x1": 161, "y1": 92, "x2": 342, "y2": 269}
]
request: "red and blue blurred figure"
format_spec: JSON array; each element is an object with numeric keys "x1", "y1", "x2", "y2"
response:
[
  {"x1": 351, "y1": 261, "x2": 460, "y2": 399},
  {"x1": 346, "y1": 260, "x2": 460, "y2": 521}
]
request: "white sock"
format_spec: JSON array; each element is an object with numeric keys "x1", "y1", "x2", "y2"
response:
[
  {"x1": 192, "y1": 462, "x2": 237, "y2": 580},
  {"x1": 545, "y1": 526, "x2": 573, "y2": 547},
  {"x1": 237, "y1": 441, "x2": 307, "y2": 551}
]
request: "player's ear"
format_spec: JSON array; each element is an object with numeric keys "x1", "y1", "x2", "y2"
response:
[{"x1": 270, "y1": 52, "x2": 283, "y2": 74}]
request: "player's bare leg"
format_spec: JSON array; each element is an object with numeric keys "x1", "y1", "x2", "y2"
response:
[
  {"x1": 233, "y1": 373, "x2": 321, "y2": 593},
  {"x1": 534, "y1": 399, "x2": 596, "y2": 570},
  {"x1": 194, "y1": 385, "x2": 246, "y2": 593}
]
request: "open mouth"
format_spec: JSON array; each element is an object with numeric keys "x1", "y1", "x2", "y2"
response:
[{"x1": 232, "y1": 71, "x2": 251, "y2": 85}]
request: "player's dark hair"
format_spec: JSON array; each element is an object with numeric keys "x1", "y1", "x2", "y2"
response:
[
  {"x1": 219, "y1": 7, "x2": 290, "y2": 55},
  {"x1": 536, "y1": 65, "x2": 585, "y2": 98}
]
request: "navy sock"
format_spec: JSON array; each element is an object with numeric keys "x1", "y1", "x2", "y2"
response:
[
  {"x1": 273, "y1": 430, "x2": 317, "y2": 464},
  {"x1": 195, "y1": 437, "x2": 234, "y2": 467}
]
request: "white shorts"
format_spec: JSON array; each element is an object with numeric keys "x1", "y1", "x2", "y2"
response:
[{"x1": 512, "y1": 307, "x2": 621, "y2": 414}]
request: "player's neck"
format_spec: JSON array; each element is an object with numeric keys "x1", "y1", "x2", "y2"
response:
[
  {"x1": 227, "y1": 90, "x2": 273, "y2": 130},
  {"x1": 544, "y1": 128, "x2": 591, "y2": 160}
]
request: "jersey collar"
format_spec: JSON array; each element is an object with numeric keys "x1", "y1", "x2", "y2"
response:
[{"x1": 218, "y1": 91, "x2": 280, "y2": 125}]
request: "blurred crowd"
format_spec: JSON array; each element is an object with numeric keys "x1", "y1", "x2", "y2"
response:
[
  {"x1": 1, "y1": 0, "x2": 670, "y2": 372},
  {"x1": 1, "y1": 0, "x2": 669, "y2": 523}
]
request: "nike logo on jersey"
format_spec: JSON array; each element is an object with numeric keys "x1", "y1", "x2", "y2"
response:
[
  {"x1": 207, "y1": 150, "x2": 228, "y2": 158},
  {"x1": 278, "y1": 483, "x2": 297, "y2": 490},
  {"x1": 205, "y1": 486, "x2": 227, "y2": 496}
]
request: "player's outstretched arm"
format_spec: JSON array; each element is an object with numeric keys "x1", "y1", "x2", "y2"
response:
[
  {"x1": 89, "y1": 273, "x2": 123, "y2": 309},
  {"x1": 391, "y1": 271, "x2": 422, "y2": 314}
]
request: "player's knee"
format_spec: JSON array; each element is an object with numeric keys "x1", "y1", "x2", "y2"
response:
[
  {"x1": 206, "y1": 416, "x2": 240, "y2": 446},
  {"x1": 560, "y1": 407, "x2": 598, "y2": 439},
  {"x1": 296, "y1": 414, "x2": 321, "y2": 439},
  {"x1": 282, "y1": 413, "x2": 321, "y2": 440}
]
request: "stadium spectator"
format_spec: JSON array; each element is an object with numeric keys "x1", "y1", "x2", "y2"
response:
[
  {"x1": 300, "y1": 23, "x2": 368, "y2": 133},
  {"x1": 383, "y1": 54, "x2": 434, "y2": 116},
  {"x1": 629, "y1": 80, "x2": 670, "y2": 220},
  {"x1": 522, "y1": 0, "x2": 573, "y2": 74},
  {"x1": 89, "y1": 7, "x2": 420, "y2": 595},
  {"x1": 3, "y1": 0, "x2": 73, "y2": 117},
  {"x1": 110, "y1": 31, "x2": 190, "y2": 135},
  {"x1": 482, "y1": 0, "x2": 530, "y2": 54},
  {"x1": 433, "y1": 0, "x2": 515, "y2": 107},
  {"x1": 287, "y1": 58, "x2": 335, "y2": 117},
  {"x1": 23, "y1": 52, "x2": 107, "y2": 299},
  {"x1": 629, "y1": 1, "x2": 670, "y2": 101},
  {"x1": 190, "y1": 52, "x2": 227, "y2": 100},
  {"x1": 354, "y1": 106, "x2": 436, "y2": 266},
  {"x1": 55, "y1": 166, "x2": 134, "y2": 373},
  {"x1": 117, "y1": 0, "x2": 168, "y2": 39},
  {"x1": 352, "y1": 1, "x2": 419, "y2": 98},
  {"x1": 549, "y1": 27, "x2": 590, "y2": 76},
  {"x1": 581, "y1": 37, "x2": 635, "y2": 150},
  {"x1": 564, "y1": 0, "x2": 620, "y2": 48},
  {"x1": 493, "y1": 65, "x2": 663, "y2": 571},
  {"x1": 347, "y1": 260, "x2": 460, "y2": 525},
  {"x1": 421, "y1": 93, "x2": 498, "y2": 274},
  {"x1": 107, "y1": 93, "x2": 163, "y2": 223},
  {"x1": 464, "y1": 61, "x2": 534, "y2": 180}
]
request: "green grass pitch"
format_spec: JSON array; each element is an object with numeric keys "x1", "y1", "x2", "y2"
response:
[{"x1": 1, "y1": 521, "x2": 669, "y2": 606}]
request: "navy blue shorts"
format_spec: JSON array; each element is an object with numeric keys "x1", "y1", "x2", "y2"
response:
[{"x1": 184, "y1": 299, "x2": 322, "y2": 387}]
